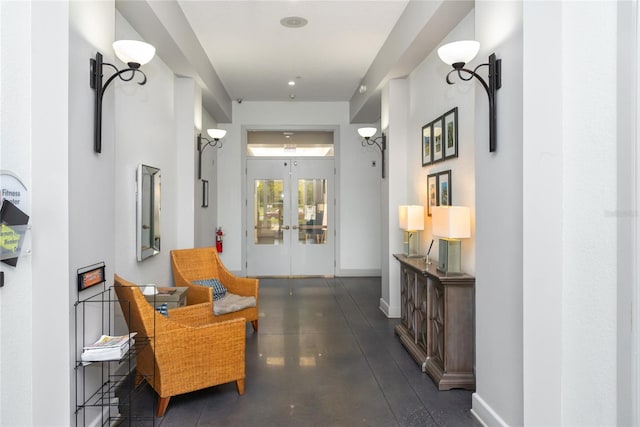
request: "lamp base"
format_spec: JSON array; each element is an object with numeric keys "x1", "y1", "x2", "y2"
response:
[
  {"x1": 404, "y1": 231, "x2": 423, "y2": 258},
  {"x1": 437, "y1": 238, "x2": 461, "y2": 274}
]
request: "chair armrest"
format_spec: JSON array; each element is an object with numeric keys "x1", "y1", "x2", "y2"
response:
[
  {"x1": 167, "y1": 302, "x2": 220, "y2": 326},
  {"x1": 219, "y1": 272, "x2": 259, "y2": 299},
  {"x1": 184, "y1": 283, "x2": 213, "y2": 305}
]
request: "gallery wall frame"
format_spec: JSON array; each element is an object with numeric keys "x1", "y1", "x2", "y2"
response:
[
  {"x1": 421, "y1": 107, "x2": 459, "y2": 167},
  {"x1": 426, "y1": 170, "x2": 453, "y2": 216},
  {"x1": 422, "y1": 124, "x2": 432, "y2": 166},
  {"x1": 443, "y1": 107, "x2": 458, "y2": 160},
  {"x1": 437, "y1": 170, "x2": 452, "y2": 206},
  {"x1": 427, "y1": 173, "x2": 438, "y2": 216}
]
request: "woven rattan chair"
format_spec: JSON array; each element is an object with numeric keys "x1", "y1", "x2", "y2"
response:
[
  {"x1": 114, "y1": 274, "x2": 246, "y2": 417},
  {"x1": 170, "y1": 247, "x2": 259, "y2": 331}
]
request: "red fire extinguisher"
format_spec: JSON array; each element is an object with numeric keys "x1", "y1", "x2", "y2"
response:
[{"x1": 216, "y1": 227, "x2": 223, "y2": 253}]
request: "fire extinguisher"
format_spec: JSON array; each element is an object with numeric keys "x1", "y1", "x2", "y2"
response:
[{"x1": 216, "y1": 227, "x2": 223, "y2": 253}]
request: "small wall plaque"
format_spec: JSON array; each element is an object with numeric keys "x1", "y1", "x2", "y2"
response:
[{"x1": 77, "y1": 262, "x2": 105, "y2": 292}]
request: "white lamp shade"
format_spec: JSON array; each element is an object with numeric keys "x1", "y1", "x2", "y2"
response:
[
  {"x1": 437, "y1": 40, "x2": 480, "y2": 66},
  {"x1": 207, "y1": 128, "x2": 227, "y2": 140},
  {"x1": 357, "y1": 127, "x2": 377, "y2": 138},
  {"x1": 432, "y1": 206, "x2": 470, "y2": 238},
  {"x1": 113, "y1": 40, "x2": 156, "y2": 66},
  {"x1": 399, "y1": 205, "x2": 424, "y2": 231}
]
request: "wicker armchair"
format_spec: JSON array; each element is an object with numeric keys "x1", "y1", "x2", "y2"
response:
[
  {"x1": 170, "y1": 247, "x2": 259, "y2": 331},
  {"x1": 113, "y1": 274, "x2": 246, "y2": 417}
]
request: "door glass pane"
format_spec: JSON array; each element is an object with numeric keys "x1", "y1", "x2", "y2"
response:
[
  {"x1": 297, "y1": 179, "x2": 327, "y2": 245},
  {"x1": 254, "y1": 179, "x2": 284, "y2": 245}
]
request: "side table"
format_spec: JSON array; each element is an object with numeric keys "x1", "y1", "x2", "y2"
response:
[
  {"x1": 394, "y1": 254, "x2": 475, "y2": 391},
  {"x1": 144, "y1": 287, "x2": 188, "y2": 309}
]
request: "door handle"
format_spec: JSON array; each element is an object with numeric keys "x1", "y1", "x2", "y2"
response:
[
  {"x1": 282, "y1": 225, "x2": 290, "y2": 230},
  {"x1": 292, "y1": 225, "x2": 299, "y2": 230}
]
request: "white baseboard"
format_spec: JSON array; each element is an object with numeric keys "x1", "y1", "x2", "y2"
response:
[
  {"x1": 471, "y1": 392, "x2": 509, "y2": 427},
  {"x1": 335, "y1": 269, "x2": 381, "y2": 277},
  {"x1": 379, "y1": 298, "x2": 400, "y2": 318}
]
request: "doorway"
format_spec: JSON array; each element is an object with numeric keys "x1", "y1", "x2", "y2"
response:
[{"x1": 246, "y1": 158, "x2": 334, "y2": 276}]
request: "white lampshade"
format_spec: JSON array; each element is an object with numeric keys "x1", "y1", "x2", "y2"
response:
[
  {"x1": 207, "y1": 128, "x2": 227, "y2": 140},
  {"x1": 437, "y1": 40, "x2": 480, "y2": 66},
  {"x1": 113, "y1": 40, "x2": 156, "y2": 66},
  {"x1": 432, "y1": 206, "x2": 470, "y2": 239},
  {"x1": 399, "y1": 205, "x2": 424, "y2": 231},
  {"x1": 357, "y1": 127, "x2": 377, "y2": 138}
]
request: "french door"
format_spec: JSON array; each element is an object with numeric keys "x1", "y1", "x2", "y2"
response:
[{"x1": 246, "y1": 158, "x2": 334, "y2": 276}]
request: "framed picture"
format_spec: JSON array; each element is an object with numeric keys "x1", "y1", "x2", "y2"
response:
[
  {"x1": 432, "y1": 118, "x2": 444, "y2": 163},
  {"x1": 437, "y1": 170, "x2": 452, "y2": 206},
  {"x1": 201, "y1": 180, "x2": 209, "y2": 208},
  {"x1": 77, "y1": 262, "x2": 106, "y2": 292},
  {"x1": 422, "y1": 124, "x2": 432, "y2": 166},
  {"x1": 443, "y1": 107, "x2": 458, "y2": 159},
  {"x1": 427, "y1": 173, "x2": 438, "y2": 216}
]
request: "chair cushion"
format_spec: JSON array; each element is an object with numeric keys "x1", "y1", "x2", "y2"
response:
[
  {"x1": 192, "y1": 278, "x2": 227, "y2": 301},
  {"x1": 214, "y1": 293, "x2": 257, "y2": 315}
]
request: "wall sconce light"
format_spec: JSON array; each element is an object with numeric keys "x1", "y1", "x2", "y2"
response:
[
  {"x1": 431, "y1": 205, "x2": 470, "y2": 274},
  {"x1": 90, "y1": 40, "x2": 156, "y2": 153},
  {"x1": 357, "y1": 127, "x2": 387, "y2": 178},
  {"x1": 197, "y1": 128, "x2": 226, "y2": 179},
  {"x1": 399, "y1": 205, "x2": 425, "y2": 257},
  {"x1": 437, "y1": 40, "x2": 502, "y2": 152}
]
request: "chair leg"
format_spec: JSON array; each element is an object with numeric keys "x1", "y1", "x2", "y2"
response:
[
  {"x1": 251, "y1": 320, "x2": 258, "y2": 332},
  {"x1": 236, "y1": 378, "x2": 245, "y2": 395},
  {"x1": 134, "y1": 371, "x2": 145, "y2": 388},
  {"x1": 156, "y1": 396, "x2": 171, "y2": 417}
]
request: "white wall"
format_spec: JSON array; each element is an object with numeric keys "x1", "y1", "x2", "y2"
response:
[
  {"x1": 472, "y1": 1, "x2": 524, "y2": 426},
  {"x1": 217, "y1": 101, "x2": 380, "y2": 275},
  {"x1": 195, "y1": 108, "x2": 219, "y2": 248},
  {"x1": 174, "y1": 77, "x2": 198, "y2": 251},
  {"x1": 114, "y1": 12, "x2": 180, "y2": 284},
  {"x1": 522, "y1": 2, "x2": 563, "y2": 424},
  {"x1": 1, "y1": 2, "x2": 37, "y2": 424},
  {"x1": 560, "y1": 2, "x2": 618, "y2": 424},
  {"x1": 407, "y1": 12, "x2": 476, "y2": 275},
  {"x1": 381, "y1": 79, "x2": 408, "y2": 318}
]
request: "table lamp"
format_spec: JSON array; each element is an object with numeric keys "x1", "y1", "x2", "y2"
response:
[
  {"x1": 431, "y1": 206, "x2": 470, "y2": 273},
  {"x1": 399, "y1": 205, "x2": 424, "y2": 257}
]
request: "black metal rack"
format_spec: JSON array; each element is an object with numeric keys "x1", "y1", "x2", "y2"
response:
[{"x1": 74, "y1": 285, "x2": 155, "y2": 426}]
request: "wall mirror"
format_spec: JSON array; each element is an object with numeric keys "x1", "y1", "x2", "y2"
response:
[{"x1": 136, "y1": 164, "x2": 161, "y2": 261}]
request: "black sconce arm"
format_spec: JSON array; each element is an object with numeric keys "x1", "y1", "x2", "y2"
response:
[
  {"x1": 99, "y1": 62, "x2": 147, "y2": 92},
  {"x1": 362, "y1": 133, "x2": 387, "y2": 179},
  {"x1": 90, "y1": 52, "x2": 148, "y2": 153},
  {"x1": 197, "y1": 134, "x2": 222, "y2": 180},
  {"x1": 444, "y1": 53, "x2": 501, "y2": 152}
]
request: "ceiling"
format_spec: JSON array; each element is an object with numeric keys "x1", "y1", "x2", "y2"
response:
[
  {"x1": 116, "y1": 0, "x2": 474, "y2": 123},
  {"x1": 177, "y1": 0, "x2": 409, "y2": 103}
]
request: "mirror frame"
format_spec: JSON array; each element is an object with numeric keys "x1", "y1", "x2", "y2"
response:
[{"x1": 136, "y1": 164, "x2": 161, "y2": 261}]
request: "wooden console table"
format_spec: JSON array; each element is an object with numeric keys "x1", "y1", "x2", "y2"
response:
[{"x1": 393, "y1": 254, "x2": 475, "y2": 391}]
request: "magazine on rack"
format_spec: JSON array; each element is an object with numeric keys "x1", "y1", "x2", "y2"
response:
[{"x1": 81, "y1": 332, "x2": 137, "y2": 363}]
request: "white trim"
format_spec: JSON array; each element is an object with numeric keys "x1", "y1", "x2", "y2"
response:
[
  {"x1": 634, "y1": 2, "x2": 640, "y2": 423},
  {"x1": 379, "y1": 297, "x2": 400, "y2": 318},
  {"x1": 471, "y1": 393, "x2": 509, "y2": 427},
  {"x1": 335, "y1": 269, "x2": 381, "y2": 277}
]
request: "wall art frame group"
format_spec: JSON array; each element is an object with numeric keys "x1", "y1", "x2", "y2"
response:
[
  {"x1": 422, "y1": 107, "x2": 458, "y2": 166},
  {"x1": 426, "y1": 169, "x2": 452, "y2": 216}
]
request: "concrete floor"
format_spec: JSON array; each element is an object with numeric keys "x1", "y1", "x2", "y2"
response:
[{"x1": 128, "y1": 277, "x2": 475, "y2": 426}]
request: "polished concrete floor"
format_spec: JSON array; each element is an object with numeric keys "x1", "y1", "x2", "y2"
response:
[{"x1": 130, "y1": 277, "x2": 475, "y2": 426}]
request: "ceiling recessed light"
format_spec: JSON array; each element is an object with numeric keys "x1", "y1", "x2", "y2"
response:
[
  {"x1": 288, "y1": 80, "x2": 296, "y2": 86},
  {"x1": 280, "y1": 16, "x2": 308, "y2": 28}
]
